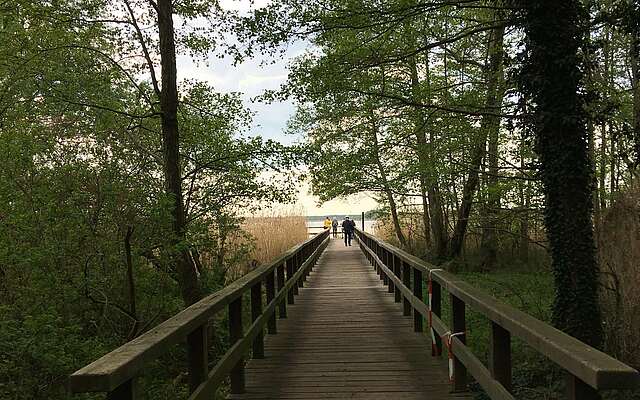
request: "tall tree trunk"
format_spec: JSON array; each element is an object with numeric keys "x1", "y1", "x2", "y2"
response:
[
  {"x1": 370, "y1": 115, "x2": 407, "y2": 247},
  {"x1": 124, "y1": 226, "x2": 139, "y2": 339},
  {"x1": 589, "y1": 121, "x2": 600, "y2": 223},
  {"x1": 157, "y1": 1, "x2": 206, "y2": 391},
  {"x1": 518, "y1": 132, "x2": 530, "y2": 262},
  {"x1": 479, "y1": 19, "x2": 506, "y2": 268},
  {"x1": 419, "y1": 180, "x2": 431, "y2": 247},
  {"x1": 632, "y1": 27, "x2": 640, "y2": 169},
  {"x1": 524, "y1": 0, "x2": 603, "y2": 348},
  {"x1": 157, "y1": 0, "x2": 201, "y2": 307},
  {"x1": 408, "y1": 53, "x2": 446, "y2": 256},
  {"x1": 449, "y1": 21, "x2": 505, "y2": 258},
  {"x1": 599, "y1": 122, "x2": 607, "y2": 209},
  {"x1": 583, "y1": 11, "x2": 601, "y2": 223},
  {"x1": 610, "y1": 124, "x2": 616, "y2": 194}
]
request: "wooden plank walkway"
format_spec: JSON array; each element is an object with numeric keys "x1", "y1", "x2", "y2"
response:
[{"x1": 229, "y1": 238, "x2": 470, "y2": 399}]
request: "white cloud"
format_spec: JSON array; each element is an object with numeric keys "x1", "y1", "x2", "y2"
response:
[{"x1": 295, "y1": 181, "x2": 378, "y2": 216}]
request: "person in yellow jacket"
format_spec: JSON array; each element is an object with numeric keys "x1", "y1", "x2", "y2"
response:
[{"x1": 323, "y1": 216, "x2": 332, "y2": 231}]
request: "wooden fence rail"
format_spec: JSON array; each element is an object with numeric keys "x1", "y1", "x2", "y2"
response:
[
  {"x1": 354, "y1": 228, "x2": 640, "y2": 400},
  {"x1": 69, "y1": 230, "x2": 330, "y2": 399}
]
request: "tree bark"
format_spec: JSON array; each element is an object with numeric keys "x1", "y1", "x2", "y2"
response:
[
  {"x1": 419, "y1": 180, "x2": 431, "y2": 247},
  {"x1": 599, "y1": 122, "x2": 607, "y2": 210},
  {"x1": 157, "y1": 0, "x2": 201, "y2": 307},
  {"x1": 124, "y1": 226, "x2": 139, "y2": 339},
  {"x1": 518, "y1": 134, "x2": 530, "y2": 262},
  {"x1": 370, "y1": 114, "x2": 407, "y2": 247},
  {"x1": 449, "y1": 22, "x2": 505, "y2": 259},
  {"x1": 524, "y1": 0, "x2": 603, "y2": 348},
  {"x1": 479, "y1": 18, "x2": 506, "y2": 268},
  {"x1": 157, "y1": 1, "x2": 206, "y2": 391},
  {"x1": 408, "y1": 53, "x2": 445, "y2": 256},
  {"x1": 632, "y1": 27, "x2": 640, "y2": 169}
]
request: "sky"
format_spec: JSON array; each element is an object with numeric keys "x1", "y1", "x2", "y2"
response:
[{"x1": 175, "y1": 4, "x2": 378, "y2": 216}]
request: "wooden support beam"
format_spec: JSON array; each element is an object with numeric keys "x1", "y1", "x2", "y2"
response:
[
  {"x1": 451, "y1": 294, "x2": 467, "y2": 392},
  {"x1": 413, "y1": 268, "x2": 423, "y2": 333},
  {"x1": 266, "y1": 270, "x2": 277, "y2": 334},
  {"x1": 402, "y1": 261, "x2": 411, "y2": 317},
  {"x1": 187, "y1": 324, "x2": 208, "y2": 392},
  {"x1": 490, "y1": 322, "x2": 511, "y2": 392},
  {"x1": 251, "y1": 282, "x2": 264, "y2": 359},
  {"x1": 229, "y1": 298, "x2": 244, "y2": 394}
]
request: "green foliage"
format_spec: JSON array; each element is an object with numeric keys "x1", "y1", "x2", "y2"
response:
[{"x1": 0, "y1": 1, "x2": 304, "y2": 398}]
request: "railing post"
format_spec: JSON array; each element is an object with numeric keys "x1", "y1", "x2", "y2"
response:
[
  {"x1": 386, "y1": 251, "x2": 394, "y2": 293},
  {"x1": 402, "y1": 261, "x2": 411, "y2": 316},
  {"x1": 371, "y1": 240, "x2": 376, "y2": 268},
  {"x1": 383, "y1": 250, "x2": 390, "y2": 287},
  {"x1": 293, "y1": 253, "x2": 301, "y2": 293},
  {"x1": 431, "y1": 277, "x2": 443, "y2": 356},
  {"x1": 107, "y1": 379, "x2": 135, "y2": 400},
  {"x1": 451, "y1": 294, "x2": 467, "y2": 392},
  {"x1": 303, "y1": 244, "x2": 311, "y2": 280},
  {"x1": 375, "y1": 242, "x2": 381, "y2": 274},
  {"x1": 187, "y1": 324, "x2": 208, "y2": 392},
  {"x1": 297, "y1": 250, "x2": 304, "y2": 288},
  {"x1": 251, "y1": 281, "x2": 264, "y2": 359},
  {"x1": 379, "y1": 246, "x2": 385, "y2": 282},
  {"x1": 393, "y1": 255, "x2": 401, "y2": 303},
  {"x1": 286, "y1": 258, "x2": 295, "y2": 304},
  {"x1": 489, "y1": 322, "x2": 511, "y2": 392},
  {"x1": 266, "y1": 269, "x2": 277, "y2": 334},
  {"x1": 413, "y1": 268, "x2": 423, "y2": 332},
  {"x1": 229, "y1": 297, "x2": 244, "y2": 394},
  {"x1": 277, "y1": 263, "x2": 287, "y2": 318},
  {"x1": 565, "y1": 374, "x2": 600, "y2": 400}
]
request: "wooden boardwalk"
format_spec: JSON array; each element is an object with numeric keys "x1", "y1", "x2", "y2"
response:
[{"x1": 229, "y1": 238, "x2": 469, "y2": 400}]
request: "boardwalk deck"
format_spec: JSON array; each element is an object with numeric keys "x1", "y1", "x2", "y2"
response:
[{"x1": 228, "y1": 238, "x2": 470, "y2": 400}]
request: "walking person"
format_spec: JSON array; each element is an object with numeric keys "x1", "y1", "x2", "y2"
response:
[
  {"x1": 323, "y1": 216, "x2": 332, "y2": 233},
  {"x1": 332, "y1": 217, "x2": 339, "y2": 238},
  {"x1": 342, "y1": 216, "x2": 355, "y2": 246}
]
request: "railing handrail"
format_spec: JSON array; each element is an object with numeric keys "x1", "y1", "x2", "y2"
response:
[
  {"x1": 354, "y1": 228, "x2": 639, "y2": 398},
  {"x1": 69, "y1": 230, "x2": 330, "y2": 395}
]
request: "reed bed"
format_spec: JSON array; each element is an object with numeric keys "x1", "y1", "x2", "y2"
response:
[
  {"x1": 597, "y1": 183, "x2": 640, "y2": 369},
  {"x1": 242, "y1": 211, "x2": 308, "y2": 266}
]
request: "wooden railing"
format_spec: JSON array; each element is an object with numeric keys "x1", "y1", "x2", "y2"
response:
[
  {"x1": 69, "y1": 230, "x2": 330, "y2": 399},
  {"x1": 354, "y1": 228, "x2": 640, "y2": 400}
]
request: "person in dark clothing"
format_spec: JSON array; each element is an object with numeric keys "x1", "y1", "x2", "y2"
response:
[
  {"x1": 342, "y1": 216, "x2": 355, "y2": 246},
  {"x1": 331, "y1": 217, "x2": 339, "y2": 238}
]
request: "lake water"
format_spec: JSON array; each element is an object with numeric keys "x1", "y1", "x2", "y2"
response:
[{"x1": 306, "y1": 216, "x2": 376, "y2": 235}]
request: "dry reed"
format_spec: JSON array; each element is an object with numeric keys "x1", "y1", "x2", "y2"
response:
[
  {"x1": 597, "y1": 183, "x2": 640, "y2": 368},
  {"x1": 242, "y1": 210, "x2": 308, "y2": 266}
]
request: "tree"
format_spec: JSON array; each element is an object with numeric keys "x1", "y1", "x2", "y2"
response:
[{"x1": 521, "y1": 0, "x2": 603, "y2": 347}]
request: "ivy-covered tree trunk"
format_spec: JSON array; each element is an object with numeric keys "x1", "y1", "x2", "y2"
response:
[
  {"x1": 157, "y1": 0, "x2": 202, "y2": 308},
  {"x1": 523, "y1": 0, "x2": 603, "y2": 348}
]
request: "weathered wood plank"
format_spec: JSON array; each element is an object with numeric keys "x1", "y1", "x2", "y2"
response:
[{"x1": 230, "y1": 238, "x2": 469, "y2": 400}]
